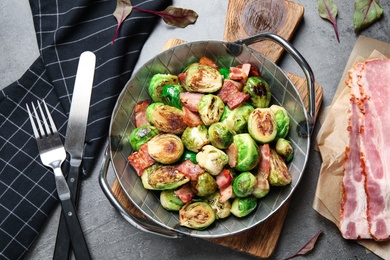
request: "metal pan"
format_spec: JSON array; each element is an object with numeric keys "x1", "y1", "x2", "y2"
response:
[{"x1": 99, "y1": 32, "x2": 315, "y2": 238}]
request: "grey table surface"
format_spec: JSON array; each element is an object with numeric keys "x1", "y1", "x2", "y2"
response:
[{"x1": 1, "y1": 0, "x2": 389, "y2": 259}]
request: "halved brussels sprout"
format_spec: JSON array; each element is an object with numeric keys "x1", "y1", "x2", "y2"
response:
[
  {"x1": 269, "y1": 149, "x2": 292, "y2": 186},
  {"x1": 179, "y1": 150, "x2": 198, "y2": 164},
  {"x1": 148, "y1": 74, "x2": 179, "y2": 102},
  {"x1": 161, "y1": 84, "x2": 183, "y2": 109},
  {"x1": 270, "y1": 105, "x2": 290, "y2": 139},
  {"x1": 233, "y1": 133, "x2": 260, "y2": 172},
  {"x1": 230, "y1": 195, "x2": 257, "y2": 218},
  {"x1": 149, "y1": 104, "x2": 187, "y2": 134},
  {"x1": 243, "y1": 76, "x2": 271, "y2": 108},
  {"x1": 208, "y1": 122, "x2": 235, "y2": 149},
  {"x1": 181, "y1": 125, "x2": 210, "y2": 153},
  {"x1": 248, "y1": 108, "x2": 277, "y2": 143},
  {"x1": 191, "y1": 172, "x2": 217, "y2": 197},
  {"x1": 160, "y1": 190, "x2": 184, "y2": 211},
  {"x1": 183, "y1": 63, "x2": 223, "y2": 93},
  {"x1": 196, "y1": 145, "x2": 228, "y2": 176},
  {"x1": 220, "y1": 103, "x2": 254, "y2": 133},
  {"x1": 145, "y1": 164, "x2": 190, "y2": 190},
  {"x1": 198, "y1": 94, "x2": 225, "y2": 126},
  {"x1": 275, "y1": 138, "x2": 294, "y2": 162},
  {"x1": 129, "y1": 125, "x2": 160, "y2": 151},
  {"x1": 147, "y1": 134, "x2": 184, "y2": 164},
  {"x1": 146, "y1": 102, "x2": 163, "y2": 124},
  {"x1": 179, "y1": 201, "x2": 216, "y2": 229},
  {"x1": 206, "y1": 192, "x2": 231, "y2": 219},
  {"x1": 232, "y1": 172, "x2": 257, "y2": 198}
]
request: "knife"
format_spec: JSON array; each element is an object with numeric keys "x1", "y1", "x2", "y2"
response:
[{"x1": 53, "y1": 51, "x2": 96, "y2": 260}]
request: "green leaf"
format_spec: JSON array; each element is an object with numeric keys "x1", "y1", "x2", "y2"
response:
[
  {"x1": 354, "y1": 0, "x2": 383, "y2": 32},
  {"x1": 112, "y1": 0, "x2": 133, "y2": 44},
  {"x1": 318, "y1": 0, "x2": 340, "y2": 42}
]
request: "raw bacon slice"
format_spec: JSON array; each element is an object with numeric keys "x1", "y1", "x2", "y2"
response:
[
  {"x1": 217, "y1": 80, "x2": 250, "y2": 109},
  {"x1": 176, "y1": 160, "x2": 204, "y2": 181},
  {"x1": 134, "y1": 100, "x2": 150, "y2": 127},
  {"x1": 128, "y1": 143, "x2": 155, "y2": 176}
]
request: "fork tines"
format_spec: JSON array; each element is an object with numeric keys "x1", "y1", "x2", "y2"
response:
[{"x1": 26, "y1": 100, "x2": 57, "y2": 139}]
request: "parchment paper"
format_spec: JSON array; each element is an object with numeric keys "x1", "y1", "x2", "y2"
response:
[{"x1": 314, "y1": 36, "x2": 390, "y2": 260}]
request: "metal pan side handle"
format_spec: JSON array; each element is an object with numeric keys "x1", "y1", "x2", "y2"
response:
[
  {"x1": 236, "y1": 32, "x2": 316, "y2": 136},
  {"x1": 98, "y1": 146, "x2": 181, "y2": 238}
]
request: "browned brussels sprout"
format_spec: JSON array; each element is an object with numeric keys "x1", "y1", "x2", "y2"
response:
[
  {"x1": 143, "y1": 164, "x2": 190, "y2": 190},
  {"x1": 247, "y1": 108, "x2": 277, "y2": 143},
  {"x1": 208, "y1": 122, "x2": 235, "y2": 149},
  {"x1": 268, "y1": 149, "x2": 292, "y2": 186},
  {"x1": 196, "y1": 145, "x2": 228, "y2": 176},
  {"x1": 191, "y1": 172, "x2": 217, "y2": 197},
  {"x1": 179, "y1": 201, "x2": 216, "y2": 229},
  {"x1": 243, "y1": 76, "x2": 271, "y2": 108},
  {"x1": 198, "y1": 94, "x2": 225, "y2": 126},
  {"x1": 183, "y1": 63, "x2": 223, "y2": 93},
  {"x1": 275, "y1": 138, "x2": 294, "y2": 162},
  {"x1": 160, "y1": 190, "x2": 184, "y2": 211},
  {"x1": 232, "y1": 172, "x2": 257, "y2": 198},
  {"x1": 149, "y1": 104, "x2": 187, "y2": 134},
  {"x1": 147, "y1": 134, "x2": 184, "y2": 164},
  {"x1": 205, "y1": 192, "x2": 231, "y2": 219},
  {"x1": 129, "y1": 125, "x2": 160, "y2": 151},
  {"x1": 148, "y1": 74, "x2": 179, "y2": 102}
]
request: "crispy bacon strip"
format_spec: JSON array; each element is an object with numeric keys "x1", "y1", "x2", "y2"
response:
[
  {"x1": 134, "y1": 100, "x2": 150, "y2": 127},
  {"x1": 182, "y1": 106, "x2": 202, "y2": 127},
  {"x1": 127, "y1": 143, "x2": 155, "y2": 176},
  {"x1": 180, "y1": 92, "x2": 204, "y2": 112},
  {"x1": 174, "y1": 183, "x2": 195, "y2": 203},
  {"x1": 217, "y1": 80, "x2": 250, "y2": 109},
  {"x1": 176, "y1": 160, "x2": 204, "y2": 181}
]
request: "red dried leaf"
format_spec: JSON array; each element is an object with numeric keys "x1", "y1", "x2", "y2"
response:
[
  {"x1": 318, "y1": 0, "x2": 340, "y2": 42},
  {"x1": 284, "y1": 231, "x2": 323, "y2": 259},
  {"x1": 112, "y1": 0, "x2": 133, "y2": 45}
]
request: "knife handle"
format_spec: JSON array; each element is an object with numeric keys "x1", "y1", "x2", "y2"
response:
[
  {"x1": 53, "y1": 165, "x2": 82, "y2": 260},
  {"x1": 59, "y1": 192, "x2": 91, "y2": 260}
]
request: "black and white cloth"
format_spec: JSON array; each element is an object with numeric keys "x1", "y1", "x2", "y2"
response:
[{"x1": 0, "y1": 0, "x2": 171, "y2": 259}]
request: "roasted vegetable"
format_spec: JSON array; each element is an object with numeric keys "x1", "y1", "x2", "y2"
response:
[
  {"x1": 160, "y1": 190, "x2": 184, "y2": 211},
  {"x1": 129, "y1": 125, "x2": 159, "y2": 151},
  {"x1": 219, "y1": 67, "x2": 230, "y2": 79},
  {"x1": 232, "y1": 172, "x2": 257, "y2": 198},
  {"x1": 208, "y1": 122, "x2": 235, "y2": 149},
  {"x1": 179, "y1": 201, "x2": 216, "y2": 229},
  {"x1": 196, "y1": 145, "x2": 228, "y2": 175},
  {"x1": 198, "y1": 94, "x2": 225, "y2": 126},
  {"x1": 243, "y1": 76, "x2": 271, "y2": 108},
  {"x1": 233, "y1": 133, "x2": 260, "y2": 172},
  {"x1": 191, "y1": 172, "x2": 217, "y2": 197},
  {"x1": 230, "y1": 195, "x2": 257, "y2": 218},
  {"x1": 161, "y1": 84, "x2": 183, "y2": 109},
  {"x1": 247, "y1": 108, "x2": 277, "y2": 143},
  {"x1": 148, "y1": 74, "x2": 179, "y2": 102},
  {"x1": 149, "y1": 104, "x2": 187, "y2": 134},
  {"x1": 180, "y1": 150, "x2": 197, "y2": 164},
  {"x1": 206, "y1": 192, "x2": 231, "y2": 219},
  {"x1": 275, "y1": 138, "x2": 294, "y2": 162},
  {"x1": 269, "y1": 149, "x2": 292, "y2": 186},
  {"x1": 144, "y1": 164, "x2": 190, "y2": 190},
  {"x1": 183, "y1": 63, "x2": 223, "y2": 93},
  {"x1": 147, "y1": 134, "x2": 184, "y2": 164},
  {"x1": 181, "y1": 124, "x2": 210, "y2": 152},
  {"x1": 220, "y1": 103, "x2": 254, "y2": 133},
  {"x1": 146, "y1": 102, "x2": 163, "y2": 123},
  {"x1": 270, "y1": 105, "x2": 290, "y2": 139}
]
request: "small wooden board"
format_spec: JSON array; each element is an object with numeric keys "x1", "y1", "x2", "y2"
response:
[{"x1": 224, "y1": 0, "x2": 304, "y2": 63}]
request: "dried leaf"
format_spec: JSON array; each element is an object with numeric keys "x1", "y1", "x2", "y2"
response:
[
  {"x1": 284, "y1": 231, "x2": 323, "y2": 259},
  {"x1": 112, "y1": 0, "x2": 133, "y2": 44},
  {"x1": 133, "y1": 6, "x2": 198, "y2": 28},
  {"x1": 318, "y1": 0, "x2": 340, "y2": 42},
  {"x1": 354, "y1": 0, "x2": 383, "y2": 32}
]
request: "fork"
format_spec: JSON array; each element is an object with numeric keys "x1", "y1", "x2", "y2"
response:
[{"x1": 26, "y1": 100, "x2": 91, "y2": 260}]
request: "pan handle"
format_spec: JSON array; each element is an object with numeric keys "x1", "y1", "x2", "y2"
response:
[
  {"x1": 231, "y1": 32, "x2": 315, "y2": 136},
  {"x1": 98, "y1": 146, "x2": 181, "y2": 238}
]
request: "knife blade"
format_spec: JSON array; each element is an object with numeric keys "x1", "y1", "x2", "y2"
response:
[{"x1": 53, "y1": 51, "x2": 96, "y2": 260}]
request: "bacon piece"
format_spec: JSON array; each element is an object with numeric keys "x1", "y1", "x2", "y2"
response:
[
  {"x1": 174, "y1": 183, "x2": 195, "y2": 203},
  {"x1": 180, "y1": 92, "x2": 204, "y2": 112},
  {"x1": 229, "y1": 67, "x2": 248, "y2": 82},
  {"x1": 178, "y1": 73, "x2": 186, "y2": 86},
  {"x1": 127, "y1": 143, "x2": 155, "y2": 176},
  {"x1": 219, "y1": 184, "x2": 234, "y2": 203},
  {"x1": 199, "y1": 56, "x2": 219, "y2": 70},
  {"x1": 176, "y1": 160, "x2": 204, "y2": 181},
  {"x1": 237, "y1": 63, "x2": 261, "y2": 77},
  {"x1": 182, "y1": 106, "x2": 202, "y2": 127},
  {"x1": 217, "y1": 80, "x2": 250, "y2": 109},
  {"x1": 216, "y1": 169, "x2": 233, "y2": 189},
  {"x1": 226, "y1": 142, "x2": 238, "y2": 168},
  {"x1": 224, "y1": 79, "x2": 243, "y2": 91},
  {"x1": 134, "y1": 100, "x2": 150, "y2": 127}
]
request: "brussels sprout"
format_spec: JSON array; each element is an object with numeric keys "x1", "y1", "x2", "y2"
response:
[
  {"x1": 233, "y1": 134, "x2": 260, "y2": 172},
  {"x1": 147, "y1": 134, "x2": 184, "y2": 164},
  {"x1": 146, "y1": 164, "x2": 190, "y2": 190},
  {"x1": 149, "y1": 104, "x2": 187, "y2": 134},
  {"x1": 183, "y1": 63, "x2": 223, "y2": 93},
  {"x1": 275, "y1": 138, "x2": 294, "y2": 162},
  {"x1": 196, "y1": 145, "x2": 228, "y2": 175},
  {"x1": 148, "y1": 74, "x2": 179, "y2": 102},
  {"x1": 205, "y1": 192, "x2": 231, "y2": 219},
  {"x1": 232, "y1": 172, "x2": 257, "y2": 198},
  {"x1": 129, "y1": 125, "x2": 160, "y2": 151},
  {"x1": 243, "y1": 77, "x2": 271, "y2": 108},
  {"x1": 230, "y1": 195, "x2": 257, "y2": 218},
  {"x1": 219, "y1": 67, "x2": 230, "y2": 79},
  {"x1": 146, "y1": 102, "x2": 163, "y2": 123},
  {"x1": 198, "y1": 94, "x2": 225, "y2": 126},
  {"x1": 270, "y1": 105, "x2": 290, "y2": 139},
  {"x1": 220, "y1": 103, "x2": 254, "y2": 133},
  {"x1": 191, "y1": 172, "x2": 217, "y2": 197},
  {"x1": 269, "y1": 149, "x2": 292, "y2": 186},
  {"x1": 160, "y1": 190, "x2": 184, "y2": 211},
  {"x1": 252, "y1": 177, "x2": 270, "y2": 199},
  {"x1": 248, "y1": 108, "x2": 277, "y2": 143},
  {"x1": 180, "y1": 150, "x2": 197, "y2": 164},
  {"x1": 181, "y1": 125, "x2": 210, "y2": 153},
  {"x1": 161, "y1": 84, "x2": 183, "y2": 109},
  {"x1": 179, "y1": 201, "x2": 216, "y2": 229},
  {"x1": 208, "y1": 122, "x2": 235, "y2": 149}
]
